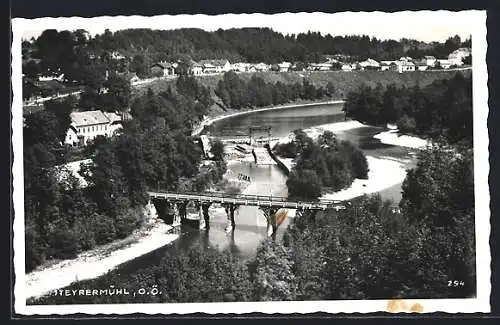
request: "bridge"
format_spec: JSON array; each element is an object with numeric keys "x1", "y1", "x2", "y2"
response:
[{"x1": 147, "y1": 191, "x2": 343, "y2": 238}]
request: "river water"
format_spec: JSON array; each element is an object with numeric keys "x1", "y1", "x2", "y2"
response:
[{"x1": 116, "y1": 102, "x2": 418, "y2": 275}]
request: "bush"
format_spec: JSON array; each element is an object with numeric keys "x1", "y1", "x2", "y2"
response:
[
  {"x1": 397, "y1": 115, "x2": 417, "y2": 133},
  {"x1": 287, "y1": 169, "x2": 322, "y2": 201}
]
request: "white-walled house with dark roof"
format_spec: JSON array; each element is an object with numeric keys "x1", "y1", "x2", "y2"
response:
[{"x1": 64, "y1": 110, "x2": 127, "y2": 146}]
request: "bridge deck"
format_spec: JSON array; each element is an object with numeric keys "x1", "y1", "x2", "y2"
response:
[{"x1": 147, "y1": 191, "x2": 341, "y2": 210}]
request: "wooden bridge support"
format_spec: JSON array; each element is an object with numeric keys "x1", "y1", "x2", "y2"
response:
[
  {"x1": 261, "y1": 207, "x2": 279, "y2": 240},
  {"x1": 201, "y1": 202, "x2": 212, "y2": 230},
  {"x1": 222, "y1": 203, "x2": 238, "y2": 232}
]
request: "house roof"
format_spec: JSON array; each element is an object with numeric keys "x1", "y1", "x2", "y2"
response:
[
  {"x1": 103, "y1": 112, "x2": 123, "y2": 123},
  {"x1": 153, "y1": 62, "x2": 174, "y2": 69},
  {"x1": 424, "y1": 56, "x2": 436, "y2": 59},
  {"x1": 396, "y1": 60, "x2": 415, "y2": 66},
  {"x1": 71, "y1": 110, "x2": 111, "y2": 127},
  {"x1": 198, "y1": 59, "x2": 229, "y2": 67}
]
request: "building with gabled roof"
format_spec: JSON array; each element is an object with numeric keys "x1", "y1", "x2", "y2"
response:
[
  {"x1": 64, "y1": 110, "x2": 127, "y2": 146},
  {"x1": 198, "y1": 59, "x2": 232, "y2": 74},
  {"x1": 151, "y1": 61, "x2": 176, "y2": 76}
]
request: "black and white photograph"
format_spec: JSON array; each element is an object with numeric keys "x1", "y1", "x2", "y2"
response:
[{"x1": 12, "y1": 10, "x2": 490, "y2": 315}]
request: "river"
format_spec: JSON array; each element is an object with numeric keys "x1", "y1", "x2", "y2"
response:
[{"x1": 113, "y1": 102, "x2": 418, "y2": 276}]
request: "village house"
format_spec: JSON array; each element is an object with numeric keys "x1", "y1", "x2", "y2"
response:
[
  {"x1": 447, "y1": 48, "x2": 471, "y2": 66},
  {"x1": 341, "y1": 63, "x2": 354, "y2": 71},
  {"x1": 38, "y1": 73, "x2": 65, "y2": 82},
  {"x1": 231, "y1": 62, "x2": 252, "y2": 72},
  {"x1": 448, "y1": 47, "x2": 471, "y2": 63},
  {"x1": 437, "y1": 59, "x2": 453, "y2": 69},
  {"x1": 189, "y1": 61, "x2": 204, "y2": 76},
  {"x1": 151, "y1": 61, "x2": 176, "y2": 77},
  {"x1": 278, "y1": 62, "x2": 292, "y2": 72},
  {"x1": 308, "y1": 62, "x2": 333, "y2": 71},
  {"x1": 359, "y1": 58, "x2": 380, "y2": 70},
  {"x1": 64, "y1": 110, "x2": 127, "y2": 146},
  {"x1": 252, "y1": 63, "x2": 269, "y2": 72},
  {"x1": 199, "y1": 59, "x2": 232, "y2": 74},
  {"x1": 424, "y1": 55, "x2": 437, "y2": 66},
  {"x1": 395, "y1": 60, "x2": 416, "y2": 73},
  {"x1": 415, "y1": 61, "x2": 429, "y2": 71},
  {"x1": 380, "y1": 61, "x2": 395, "y2": 71},
  {"x1": 110, "y1": 51, "x2": 126, "y2": 60}
]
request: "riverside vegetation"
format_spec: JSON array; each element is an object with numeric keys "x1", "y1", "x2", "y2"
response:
[
  {"x1": 28, "y1": 69, "x2": 474, "y2": 302},
  {"x1": 23, "y1": 28, "x2": 475, "y2": 300},
  {"x1": 32, "y1": 142, "x2": 475, "y2": 303},
  {"x1": 24, "y1": 70, "x2": 336, "y2": 272}
]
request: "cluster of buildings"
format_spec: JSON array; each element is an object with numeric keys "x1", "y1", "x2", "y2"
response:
[
  {"x1": 64, "y1": 110, "x2": 129, "y2": 146},
  {"x1": 340, "y1": 48, "x2": 472, "y2": 73},
  {"x1": 143, "y1": 47, "x2": 471, "y2": 79}
]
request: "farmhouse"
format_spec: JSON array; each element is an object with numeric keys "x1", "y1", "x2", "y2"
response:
[
  {"x1": 278, "y1": 62, "x2": 292, "y2": 72},
  {"x1": 64, "y1": 110, "x2": 127, "y2": 146},
  {"x1": 424, "y1": 56, "x2": 437, "y2": 66},
  {"x1": 395, "y1": 60, "x2": 416, "y2": 73},
  {"x1": 437, "y1": 59, "x2": 453, "y2": 69},
  {"x1": 359, "y1": 58, "x2": 380, "y2": 70},
  {"x1": 189, "y1": 60, "x2": 204, "y2": 75},
  {"x1": 151, "y1": 61, "x2": 176, "y2": 77},
  {"x1": 309, "y1": 62, "x2": 333, "y2": 71},
  {"x1": 416, "y1": 61, "x2": 429, "y2": 71},
  {"x1": 199, "y1": 59, "x2": 232, "y2": 74}
]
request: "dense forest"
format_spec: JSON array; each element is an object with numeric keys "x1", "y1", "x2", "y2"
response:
[
  {"x1": 215, "y1": 71, "x2": 335, "y2": 109},
  {"x1": 343, "y1": 72, "x2": 472, "y2": 146},
  {"x1": 32, "y1": 141, "x2": 475, "y2": 304},
  {"x1": 274, "y1": 130, "x2": 368, "y2": 200},
  {"x1": 23, "y1": 76, "x2": 224, "y2": 272}
]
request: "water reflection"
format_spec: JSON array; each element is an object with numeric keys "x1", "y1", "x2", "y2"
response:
[{"x1": 115, "y1": 102, "x2": 418, "y2": 275}]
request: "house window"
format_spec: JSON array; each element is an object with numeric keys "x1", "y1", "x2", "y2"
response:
[{"x1": 92, "y1": 126, "x2": 94, "y2": 132}]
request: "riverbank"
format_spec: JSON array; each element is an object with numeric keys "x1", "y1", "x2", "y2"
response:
[
  {"x1": 192, "y1": 99, "x2": 345, "y2": 136},
  {"x1": 272, "y1": 119, "x2": 428, "y2": 205},
  {"x1": 374, "y1": 129, "x2": 431, "y2": 149},
  {"x1": 25, "y1": 218, "x2": 179, "y2": 300},
  {"x1": 320, "y1": 155, "x2": 407, "y2": 202}
]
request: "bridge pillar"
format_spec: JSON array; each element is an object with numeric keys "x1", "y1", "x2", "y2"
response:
[
  {"x1": 176, "y1": 200, "x2": 188, "y2": 223},
  {"x1": 223, "y1": 203, "x2": 238, "y2": 233},
  {"x1": 201, "y1": 202, "x2": 212, "y2": 230},
  {"x1": 261, "y1": 207, "x2": 279, "y2": 240},
  {"x1": 171, "y1": 202, "x2": 181, "y2": 227}
]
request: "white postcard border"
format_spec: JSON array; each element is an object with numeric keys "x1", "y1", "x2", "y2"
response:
[{"x1": 12, "y1": 10, "x2": 491, "y2": 315}]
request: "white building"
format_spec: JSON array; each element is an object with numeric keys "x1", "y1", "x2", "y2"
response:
[
  {"x1": 380, "y1": 61, "x2": 395, "y2": 71},
  {"x1": 308, "y1": 62, "x2": 333, "y2": 71},
  {"x1": 110, "y1": 51, "x2": 126, "y2": 60},
  {"x1": 341, "y1": 64, "x2": 354, "y2": 71},
  {"x1": 395, "y1": 60, "x2": 416, "y2": 73},
  {"x1": 38, "y1": 73, "x2": 65, "y2": 82},
  {"x1": 64, "y1": 110, "x2": 127, "y2": 146},
  {"x1": 359, "y1": 58, "x2": 380, "y2": 70},
  {"x1": 438, "y1": 59, "x2": 453, "y2": 69},
  {"x1": 231, "y1": 62, "x2": 251, "y2": 72},
  {"x1": 424, "y1": 56, "x2": 437, "y2": 66},
  {"x1": 278, "y1": 62, "x2": 292, "y2": 72},
  {"x1": 189, "y1": 61, "x2": 204, "y2": 75},
  {"x1": 254, "y1": 62, "x2": 270, "y2": 72},
  {"x1": 151, "y1": 61, "x2": 176, "y2": 76},
  {"x1": 199, "y1": 59, "x2": 232, "y2": 74}
]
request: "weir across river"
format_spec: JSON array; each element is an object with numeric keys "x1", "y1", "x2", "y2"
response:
[{"x1": 147, "y1": 191, "x2": 343, "y2": 238}]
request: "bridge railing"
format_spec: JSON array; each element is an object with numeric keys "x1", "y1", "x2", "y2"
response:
[{"x1": 147, "y1": 190, "x2": 341, "y2": 207}]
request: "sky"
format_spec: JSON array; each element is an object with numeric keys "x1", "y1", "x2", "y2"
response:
[{"x1": 15, "y1": 11, "x2": 476, "y2": 43}]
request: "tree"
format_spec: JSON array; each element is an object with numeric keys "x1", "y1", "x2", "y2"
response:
[
  {"x1": 286, "y1": 169, "x2": 322, "y2": 200},
  {"x1": 210, "y1": 139, "x2": 225, "y2": 161},
  {"x1": 103, "y1": 73, "x2": 131, "y2": 111},
  {"x1": 252, "y1": 241, "x2": 297, "y2": 301}
]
